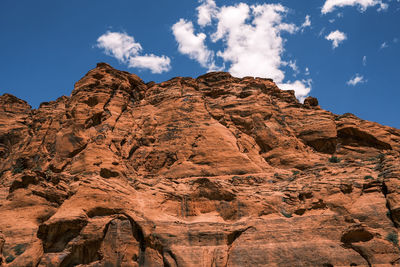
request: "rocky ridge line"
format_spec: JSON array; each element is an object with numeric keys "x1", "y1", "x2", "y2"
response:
[{"x1": 0, "y1": 63, "x2": 399, "y2": 266}]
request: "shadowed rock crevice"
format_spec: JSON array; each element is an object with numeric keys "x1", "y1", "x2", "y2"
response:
[
  {"x1": 67, "y1": 143, "x2": 87, "y2": 158},
  {"x1": 345, "y1": 245, "x2": 372, "y2": 267},
  {"x1": 192, "y1": 178, "x2": 236, "y2": 202},
  {"x1": 382, "y1": 181, "x2": 399, "y2": 228},
  {"x1": 224, "y1": 227, "x2": 253, "y2": 267},
  {"x1": 59, "y1": 239, "x2": 103, "y2": 267},
  {"x1": 37, "y1": 212, "x2": 151, "y2": 266},
  {"x1": 341, "y1": 228, "x2": 374, "y2": 243},
  {"x1": 99, "y1": 168, "x2": 119, "y2": 178},
  {"x1": 227, "y1": 226, "x2": 253, "y2": 246},
  {"x1": 84, "y1": 112, "x2": 106, "y2": 128},
  {"x1": 338, "y1": 127, "x2": 392, "y2": 150},
  {"x1": 340, "y1": 227, "x2": 375, "y2": 266},
  {"x1": 9, "y1": 174, "x2": 39, "y2": 193},
  {"x1": 83, "y1": 96, "x2": 99, "y2": 107},
  {"x1": 305, "y1": 138, "x2": 337, "y2": 154},
  {"x1": 162, "y1": 250, "x2": 178, "y2": 267},
  {"x1": 37, "y1": 218, "x2": 88, "y2": 253}
]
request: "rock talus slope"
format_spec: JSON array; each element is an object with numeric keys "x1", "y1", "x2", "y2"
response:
[{"x1": 0, "y1": 63, "x2": 400, "y2": 266}]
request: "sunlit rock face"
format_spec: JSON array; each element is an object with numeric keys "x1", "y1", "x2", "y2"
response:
[{"x1": 0, "y1": 63, "x2": 399, "y2": 266}]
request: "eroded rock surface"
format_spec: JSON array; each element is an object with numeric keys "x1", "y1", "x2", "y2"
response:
[{"x1": 0, "y1": 63, "x2": 400, "y2": 266}]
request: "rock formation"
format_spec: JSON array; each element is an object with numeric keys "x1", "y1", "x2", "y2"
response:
[{"x1": 0, "y1": 62, "x2": 399, "y2": 266}]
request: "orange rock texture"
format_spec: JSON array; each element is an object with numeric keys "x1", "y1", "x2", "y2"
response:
[{"x1": 0, "y1": 63, "x2": 400, "y2": 266}]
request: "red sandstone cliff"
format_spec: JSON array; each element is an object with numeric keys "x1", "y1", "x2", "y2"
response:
[{"x1": 0, "y1": 63, "x2": 399, "y2": 266}]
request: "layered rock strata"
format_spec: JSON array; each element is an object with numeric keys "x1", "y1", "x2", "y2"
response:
[{"x1": 0, "y1": 63, "x2": 399, "y2": 266}]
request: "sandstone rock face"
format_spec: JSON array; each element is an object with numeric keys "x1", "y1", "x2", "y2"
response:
[{"x1": 0, "y1": 63, "x2": 400, "y2": 266}]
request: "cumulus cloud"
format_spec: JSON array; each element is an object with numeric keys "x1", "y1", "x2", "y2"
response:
[
  {"x1": 347, "y1": 74, "x2": 366, "y2": 86},
  {"x1": 301, "y1": 15, "x2": 311, "y2": 29},
  {"x1": 321, "y1": 0, "x2": 388, "y2": 14},
  {"x1": 172, "y1": 2, "x2": 311, "y2": 101},
  {"x1": 171, "y1": 19, "x2": 216, "y2": 70},
  {"x1": 97, "y1": 32, "x2": 142, "y2": 62},
  {"x1": 278, "y1": 80, "x2": 312, "y2": 102},
  {"x1": 197, "y1": 0, "x2": 218, "y2": 27},
  {"x1": 362, "y1": 55, "x2": 367, "y2": 66},
  {"x1": 211, "y1": 3, "x2": 295, "y2": 81},
  {"x1": 325, "y1": 30, "x2": 347, "y2": 48},
  {"x1": 128, "y1": 55, "x2": 171, "y2": 74},
  {"x1": 97, "y1": 31, "x2": 171, "y2": 74}
]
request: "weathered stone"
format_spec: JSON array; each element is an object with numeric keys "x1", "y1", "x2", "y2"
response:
[{"x1": 0, "y1": 63, "x2": 399, "y2": 266}]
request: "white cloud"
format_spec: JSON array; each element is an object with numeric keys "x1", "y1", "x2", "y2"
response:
[
  {"x1": 301, "y1": 15, "x2": 311, "y2": 29},
  {"x1": 128, "y1": 55, "x2": 171, "y2": 74},
  {"x1": 171, "y1": 19, "x2": 216, "y2": 70},
  {"x1": 362, "y1": 55, "x2": 367, "y2": 66},
  {"x1": 210, "y1": 3, "x2": 296, "y2": 81},
  {"x1": 278, "y1": 80, "x2": 312, "y2": 102},
  {"x1": 97, "y1": 31, "x2": 171, "y2": 74},
  {"x1": 347, "y1": 74, "x2": 366, "y2": 86},
  {"x1": 97, "y1": 31, "x2": 142, "y2": 62},
  {"x1": 197, "y1": 0, "x2": 218, "y2": 27},
  {"x1": 172, "y1": 2, "x2": 311, "y2": 101},
  {"x1": 380, "y1": 41, "x2": 388, "y2": 49},
  {"x1": 378, "y1": 3, "x2": 389, "y2": 10},
  {"x1": 322, "y1": 0, "x2": 388, "y2": 14},
  {"x1": 325, "y1": 30, "x2": 347, "y2": 48}
]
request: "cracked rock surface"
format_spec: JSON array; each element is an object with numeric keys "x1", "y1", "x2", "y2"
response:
[{"x1": 0, "y1": 63, "x2": 400, "y2": 266}]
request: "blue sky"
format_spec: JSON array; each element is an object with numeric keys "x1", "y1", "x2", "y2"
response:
[{"x1": 1, "y1": 0, "x2": 399, "y2": 128}]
